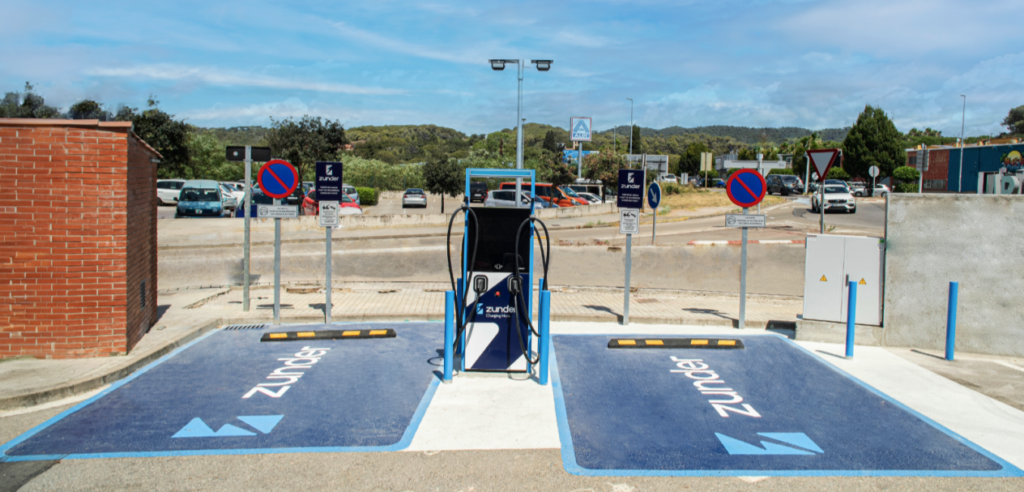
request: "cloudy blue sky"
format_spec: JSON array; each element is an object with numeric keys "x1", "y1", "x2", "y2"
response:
[{"x1": 2, "y1": 0, "x2": 1022, "y2": 137}]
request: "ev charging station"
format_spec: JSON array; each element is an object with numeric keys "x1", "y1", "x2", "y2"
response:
[{"x1": 443, "y1": 168, "x2": 552, "y2": 384}]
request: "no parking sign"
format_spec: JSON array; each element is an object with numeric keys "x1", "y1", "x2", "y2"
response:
[
  {"x1": 725, "y1": 169, "x2": 766, "y2": 208},
  {"x1": 257, "y1": 159, "x2": 299, "y2": 199}
]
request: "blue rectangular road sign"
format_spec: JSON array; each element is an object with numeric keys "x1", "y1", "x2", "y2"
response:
[
  {"x1": 315, "y1": 161, "x2": 343, "y2": 201},
  {"x1": 1, "y1": 323, "x2": 441, "y2": 460},
  {"x1": 550, "y1": 334, "x2": 1021, "y2": 477},
  {"x1": 617, "y1": 169, "x2": 644, "y2": 209}
]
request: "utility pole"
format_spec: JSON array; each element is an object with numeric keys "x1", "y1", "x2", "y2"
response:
[
  {"x1": 959, "y1": 95, "x2": 966, "y2": 193},
  {"x1": 627, "y1": 98, "x2": 634, "y2": 157}
]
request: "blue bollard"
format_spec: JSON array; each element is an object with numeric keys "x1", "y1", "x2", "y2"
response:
[
  {"x1": 946, "y1": 282, "x2": 958, "y2": 361},
  {"x1": 444, "y1": 291, "x2": 454, "y2": 383},
  {"x1": 846, "y1": 280, "x2": 857, "y2": 358},
  {"x1": 539, "y1": 289, "x2": 551, "y2": 386}
]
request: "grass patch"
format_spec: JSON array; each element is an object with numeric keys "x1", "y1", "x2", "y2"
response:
[{"x1": 660, "y1": 190, "x2": 784, "y2": 211}]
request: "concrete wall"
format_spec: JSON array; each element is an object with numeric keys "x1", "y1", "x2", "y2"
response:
[{"x1": 884, "y1": 194, "x2": 1024, "y2": 356}]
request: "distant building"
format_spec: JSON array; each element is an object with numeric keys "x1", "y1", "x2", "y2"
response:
[{"x1": 907, "y1": 138, "x2": 1024, "y2": 193}]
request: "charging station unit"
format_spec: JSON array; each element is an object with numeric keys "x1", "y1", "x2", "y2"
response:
[{"x1": 443, "y1": 169, "x2": 552, "y2": 383}]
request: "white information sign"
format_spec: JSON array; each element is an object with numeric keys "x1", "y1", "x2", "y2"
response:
[
  {"x1": 570, "y1": 117, "x2": 592, "y2": 141},
  {"x1": 723, "y1": 160, "x2": 788, "y2": 170},
  {"x1": 318, "y1": 201, "x2": 340, "y2": 227},
  {"x1": 619, "y1": 209, "x2": 640, "y2": 235},
  {"x1": 257, "y1": 205, "x2": 298, "y2": 218},
  {"x1": 725, "y1": 214, "x2": 766, "y2": 228}
]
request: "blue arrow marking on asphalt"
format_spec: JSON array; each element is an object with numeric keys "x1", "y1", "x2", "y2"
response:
[
  {"x1": 715, "y1": 432, "x2": 822, "y2": 455},
  {"x1": 213, "y1": 424, "x2": 257, "y2": 437},
  {"x1": 237, "y1": 415, "x2": 284, "y2": 434}
]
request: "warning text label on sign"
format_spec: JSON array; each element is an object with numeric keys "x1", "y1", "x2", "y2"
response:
[{"x1": 725, "y1": 214, "x2": 766, "y2": 228}]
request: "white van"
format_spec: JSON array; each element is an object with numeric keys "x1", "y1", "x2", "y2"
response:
[{"x1": 157, "y1": 179, "x2": 186, "y2": 205}]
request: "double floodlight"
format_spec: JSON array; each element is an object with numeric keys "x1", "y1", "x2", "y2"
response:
[{"x1": 489, "y1": 59, "x2": 554, "y2": 71}]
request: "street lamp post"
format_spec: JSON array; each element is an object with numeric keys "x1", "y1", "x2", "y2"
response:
[
  {"x1": 489, "y1": 58, "x2": 553, "y2": 171},
  {"x1": 959, "y1": 95, "x2": 966, "y2": 193},
  {"x1": 626, "y1": 98, "x2": 634, "y2": 161}
]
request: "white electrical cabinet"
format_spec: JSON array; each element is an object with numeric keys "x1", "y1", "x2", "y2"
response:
[{"x1": 802, "y1": 234, "x2": 883, "y2": 326}]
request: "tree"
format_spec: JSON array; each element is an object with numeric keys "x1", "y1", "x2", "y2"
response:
[
  {"x1": 677, "y1": 142, "x2": 708, "y2": 176},
  {"x1": 1003, "y1": 105, "x2": 1024, "y2": 135},
  {"x1": 121, "y1": 97, "x2": 193, "y2": 179},
  {"x1": 186, "y1": 131, "x2": 238, "y2": 181},
  {"x1": 842, "y1": 105, "x2": 906, "y2": 179},
  {"x1": 266, "y1": 116, "x2": 348, "y2": 183},
  {"x1": 422, "y1": 154, "x2": 462, "y2": 214},
  {"x1": 0, "y1": 82, "x2": 60, "y2": 119},
  {"x1": 827, "y1": 167, "x2": 850, "y2": 180},
  {"x1": 630, "y1": 125, "x2": 643, "y2": 155},
  {"x1": 582, "y1": 152, "x2": 626, "y2": 190},
  {"x1": 542, "y1": 130, "x2": 560, "y2": 153},
  {"x1": 538, "y1": 151, "x2": 575, "y2": 187},
  {"x1": 892, "y1": 166, "x2": 920, "y2": 193},
  {"x1": 68, "y1": 99, "x2": 112, "y2": 121}
]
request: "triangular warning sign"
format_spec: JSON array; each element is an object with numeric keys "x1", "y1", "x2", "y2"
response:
[
  {"x1": 859, "y1": 278, "x2": 866, "y2": 285},
  {"x1": 807, "y1": 149, "x2": 839, "y2": 183},
  {"x1": 820, "y1": 275, "x2": 827, "y2": 282}
]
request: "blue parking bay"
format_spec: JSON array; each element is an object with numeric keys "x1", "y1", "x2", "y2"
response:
[
  {"x1": 2, "y1": 323, "x2": 441, "y2": 460},
  {"x1": 551, "y1": 335, "x2": 1021, "y2": 477}
]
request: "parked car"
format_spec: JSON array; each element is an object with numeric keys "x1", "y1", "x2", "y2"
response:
[
  {"x1": 157, "y1": 179, "x2": 186, "y2": 206},
  {"x1": 499, "y1": 182, "x2": 583, "y2": 207},
  {"x1": 849, "y1": 182, "x2": 868, "y2": 197},
  {"x1": 343, "y1": 184, "x2": 360, "y2": 205},
  {"x1": 567, "y1": 180, "x2": 605, "y2": 202},
  {"x1": 577, "y1": 192, "x2": 602, "y2": 204},
  {"x1": 766, "y1": 174, "x2": 803, "y2": 196},
  {"x1": 220, "y1": 183, "x2": 244, "y2": 205},
  {"x1": 234, "y1": 188, "x2": 275, "y2": 218},
  {"x1": 301, "y1": 189, "x2": 362, "y2": 216},
  {"x1": 402, "y1": 188, "x2": 427, "y2": 208},
  {"x1": 713, "y1": 179, "x2": 726, "y2": 188},
  {"x1": 560, "y1": 186, "x2": 590, "y2": 205},
  {"x1": 484, "y1": 190, "x2": 533, "y2": 208},
  {"x1": 811, "y1": 184, "x2": 856, "y2": 213},
  {"x1": 469, "y1": 182, "x2": 488, "y2": 203},
  {"x1": 657, "y1": 174, "x2": 678, "y2": 184},
  {"x1": 873, "y1": 184, "x2": 890, "y2": 197},
  {"x1": 175, "y1": 180, "x2": 232, "y2": 218}
]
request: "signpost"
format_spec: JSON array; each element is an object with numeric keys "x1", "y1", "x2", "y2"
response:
[
  {"x1": 626, "y1": 154, "x2": 669, "y2": 174},
  {"x1": 257, "y1": 159, "x2": 299, "y2": 325},
  {"x1": 226, "y1": 146, "x2": 271, "y2": 313},
  {"x1": 618, "y1": 169, "x2": 644, "y2": 325},
  {"x1": 570, "y1": 117, "x2": 592, "y2": 180},
  {"x1": 915, "y1": 145, "x2": 929, "y2": 194},
  {"x1": 647, "y1": 181, "x2": 662, "y2": 245},
  {"x1": 869, "y1": 165, "x2": 879, "y2": 197},
  {"x1": 806, "y1": 149, "x2": 840, "y2": 234},
  {"x1": 725, "y1": 169, "x2": 767, "y2": 330},
  {"x1": 316, "y1": 161, "x2": 343, "y2": 324},
  {"x1": 701, "y1": 152, "x2": 713, "y2": 189}
]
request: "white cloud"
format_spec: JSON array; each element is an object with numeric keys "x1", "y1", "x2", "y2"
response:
[
  {"x1": 330, "y1": 21, "x2": 489, "y2": 65},
  {"x1": 86, "y1": 64, "x2": 406, "y2": 96}
]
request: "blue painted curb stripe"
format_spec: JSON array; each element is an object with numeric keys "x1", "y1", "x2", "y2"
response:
[
  {"x1": 550, "y1": 334, "x2": 1024, "y2": 477},
  {"x1": 1, "y1": 327, "x2": 442, "y2": 461}
]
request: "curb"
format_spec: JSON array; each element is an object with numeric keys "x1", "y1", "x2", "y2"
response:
[
  {"x1": 0, "y1": 318, "x2": 224, "y2": 412},
  {"x1": 688, "y1": 240, "x2": 805, "y2": 246}
]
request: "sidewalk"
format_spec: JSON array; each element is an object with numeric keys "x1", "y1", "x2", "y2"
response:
[{"x1": 0, "y1": 282, "x2": 799, "y2": 411}]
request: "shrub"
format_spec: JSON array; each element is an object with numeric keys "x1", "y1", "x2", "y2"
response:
[
  {"x1": 892, "y1": 166, "x2": 920, "y2": 181},
  {"x1": 896, "y1": 183, "x2": 919, "y2": 193},
  {"x1": 768, "y1": 168, "x2": 795, "y2": 175},
  {"x1": 662, "y1": 182, "x2": 682, "y2": 195},
  {"x1": 356, "y1": 187, "x2": 379, "y2": 206},
  {"x1": 827, "y1": 167, "x2": 851, "y2": 180}
]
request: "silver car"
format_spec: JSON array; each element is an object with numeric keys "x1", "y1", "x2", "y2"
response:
[{"x1": 402, "y1": 188, "x2": 427, "y2": 208}]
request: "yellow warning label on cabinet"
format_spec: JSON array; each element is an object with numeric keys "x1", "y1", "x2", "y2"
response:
[
  {"x1": 859, "y1": 278, "x2": 867, "y2": 285},
  {"x1": 820, "y1": 275, "x2": 827, "y2": 282}
]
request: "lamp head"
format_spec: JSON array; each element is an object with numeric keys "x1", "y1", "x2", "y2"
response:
[
  {"x1": 531, "y1": 60, "x2": 553, "y2": 71},
  {"x1": 489, "y1": 59, "x2": 506, "y2": 71}
]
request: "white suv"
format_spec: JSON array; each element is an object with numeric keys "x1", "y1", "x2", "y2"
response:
[{"x1": 157, "y1": 179, "x2": 186, "y2": 205}]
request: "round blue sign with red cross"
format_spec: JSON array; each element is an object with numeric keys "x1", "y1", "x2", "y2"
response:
[
  {"x1": 725, "y1": 169, "x2": 767, "y2": 208},
  {"x1": 257, "y1": 159, "x2": 299, "y2": 199}
]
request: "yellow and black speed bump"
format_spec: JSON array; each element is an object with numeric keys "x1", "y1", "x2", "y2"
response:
[
  {"x1": 260, "y1": 329, "x2": 396, "y2": 342},
  {"x1": 607, "y1": 338, "x2": 744, "y2": 349}
]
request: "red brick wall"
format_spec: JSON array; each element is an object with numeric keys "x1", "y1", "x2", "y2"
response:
[
  {"x1": 905, "y1": 149, "x2": 950, "y2": 191},
  {"x1": 0, "y1": 120, "x2": 160, "y2": 359},
  {"x1": 125, "y1": 135, "x2": 158, "y2": 350}
]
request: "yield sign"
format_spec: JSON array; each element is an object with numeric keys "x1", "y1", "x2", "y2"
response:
[{"x1": 807, "y1": 149, "x2": 840, "y2": 183}]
